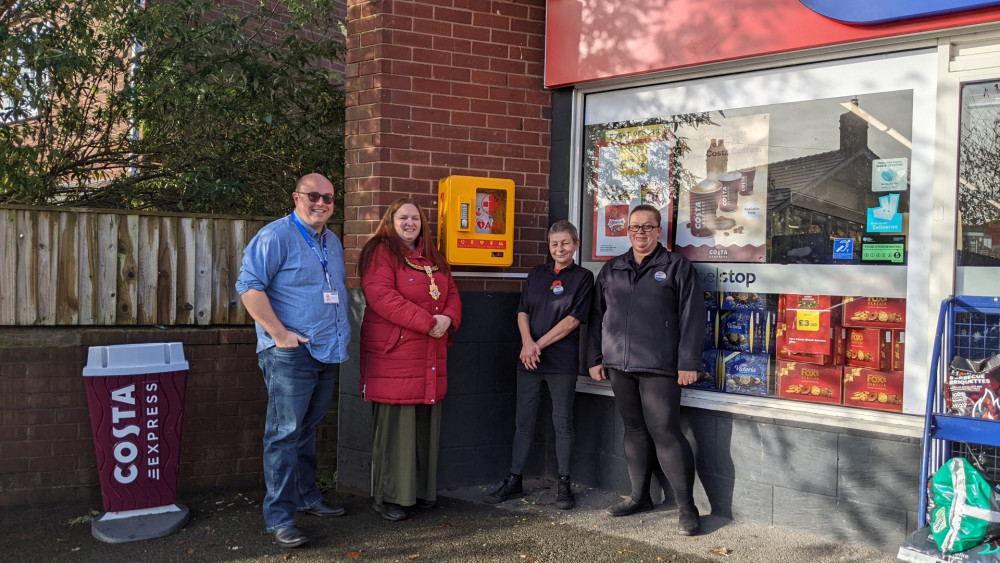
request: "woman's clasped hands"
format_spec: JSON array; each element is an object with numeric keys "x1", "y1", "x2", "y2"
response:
[
  {"x1": 428, "y1": 314, "x2": 452, "y2": 339},
  {"x1": 519, "y1": 339, "x2": 541, "y2": 370}
]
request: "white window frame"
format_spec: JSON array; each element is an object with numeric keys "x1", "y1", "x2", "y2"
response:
[
  {"x1": 567, "y1": 43, "x2": 972, "y2": 437},
  {"x1": 945, "y1": 31, "x2": 1000, "y2": 295}
]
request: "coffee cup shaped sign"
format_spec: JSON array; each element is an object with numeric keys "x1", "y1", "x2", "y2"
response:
[
  {"x1": 475, "y1": 189, "x2": 507, "y2": 234},
  {"x1": 739, "y1": 167, "x2": 757, "y2": 196},
  {"x1": 689, "y1": 179, "x2": 722, "y2": 238},
  {"x1": 718, "y1": 171, "x2": 742, "y2": 213}
]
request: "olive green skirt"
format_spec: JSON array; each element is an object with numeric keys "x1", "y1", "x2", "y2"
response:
[{"x1": 371, "y1": 402, "x2": 442, "y2": 507}]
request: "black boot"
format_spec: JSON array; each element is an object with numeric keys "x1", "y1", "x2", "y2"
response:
[
  {"x1": 484, "y1": 473, "x2": 523, "y2": 504},
  {"x1": 555, "y1": 475, "x2": 575, "y2": 510},
  {"x1": 677, "y1": 505, "x2": 701, "y2": 536}
]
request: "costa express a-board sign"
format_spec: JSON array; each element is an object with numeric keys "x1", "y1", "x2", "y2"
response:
[{"x1": 438, "y1": 175, "x2": 514, "y2": 266}]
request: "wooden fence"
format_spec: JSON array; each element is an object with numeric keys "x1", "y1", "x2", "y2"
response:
[{"x1": 0, "y1": 205, "x2": 342, "y2": 326}]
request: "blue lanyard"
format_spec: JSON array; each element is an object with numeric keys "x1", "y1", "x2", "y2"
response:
[{"x1": 289, "y1": 213, "x2": 333, "y2": 290}]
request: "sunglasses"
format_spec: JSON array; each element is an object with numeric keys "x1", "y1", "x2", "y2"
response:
[{"x1": 296, "y1": 191, "x2": 334, "y2": 204}]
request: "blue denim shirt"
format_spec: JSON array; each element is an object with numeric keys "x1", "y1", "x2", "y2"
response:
[{"x1": 235, "y1": 213, "x2": 351, "y2": 364}]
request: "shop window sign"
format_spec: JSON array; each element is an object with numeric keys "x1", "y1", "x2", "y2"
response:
[{"x1": 833, "y1": 238, "x2": 854, "y2": 260}]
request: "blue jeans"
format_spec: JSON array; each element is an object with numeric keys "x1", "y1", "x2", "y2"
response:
[{"x1": 258, "y1": 345, "x2": 339, "y2": 532}]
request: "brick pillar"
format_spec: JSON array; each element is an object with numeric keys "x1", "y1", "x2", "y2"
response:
[
  {"x1": 344, "y1": 0, "x2": 551, "y2": 288},
  {"x1": 340, "y1": 0, "x2": 554, "y2": 495}
]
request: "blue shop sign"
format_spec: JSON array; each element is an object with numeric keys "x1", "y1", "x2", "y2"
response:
[{"x1": 799, "y1": 0, "x2": 1000, "y2": 25}]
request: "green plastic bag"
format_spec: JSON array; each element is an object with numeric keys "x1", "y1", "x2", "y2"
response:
[{"x1": 930, "y1": 458, "x2": 1000, "y2": 554}]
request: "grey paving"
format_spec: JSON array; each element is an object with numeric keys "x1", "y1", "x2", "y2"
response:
[{"x1": 0, "y1": 478, "x2": 899, "y2": 562}]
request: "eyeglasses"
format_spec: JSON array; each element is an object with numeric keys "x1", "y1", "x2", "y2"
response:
[
  {"x1": 627, "y1": 224, "x2": 659, "y2": 233},
  {"x1": 295, "y1": 191, "x2": 334, "y2": 204}
]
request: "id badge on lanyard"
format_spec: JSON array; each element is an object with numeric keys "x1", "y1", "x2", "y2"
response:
[
  {"x1": 291, "y1": 213, "x2": 339, "y2": 305},
  {"x1": 323, "y1": 280, "x2": 339, "y2": 304}
]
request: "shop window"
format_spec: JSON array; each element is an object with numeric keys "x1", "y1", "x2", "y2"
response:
[
  {"x1": 582, "y1": 91, "x2": 912, "y2": 266},
  {"x1": 577, "y1": 52, "x2": 937, "y2": 414},
  {"x1": 957, "y1": 80, "x2": 1000, "y2": 267}
]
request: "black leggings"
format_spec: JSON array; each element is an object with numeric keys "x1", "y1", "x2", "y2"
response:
[{"x1": 608, "y1": 368, "x2": 696, "y2": 509}]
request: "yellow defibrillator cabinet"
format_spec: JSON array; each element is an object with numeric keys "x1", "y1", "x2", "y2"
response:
[{"x1": 437, "y1": 175, "x2": 515, "y2": 267}]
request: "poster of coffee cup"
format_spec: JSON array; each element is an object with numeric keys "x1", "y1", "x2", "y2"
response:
[
  {"x1": 591, "y1": 132, "x2": 674, "y2": 260},
  {"x1": 673, "y1": 113, "x2": 770, "y2": 263}
]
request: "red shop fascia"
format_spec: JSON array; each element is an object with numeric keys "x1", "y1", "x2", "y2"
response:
[{"x1": 544, "y1": 0, "x2": 1000, "y2": 88}]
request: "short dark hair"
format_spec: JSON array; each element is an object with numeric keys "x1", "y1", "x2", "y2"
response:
[
  {"x1": 629, "y1": 204, "x2": 661, "y2": 226},
  {"x1": 548, "y1": 220, "x2": 579, "y2": 243}
]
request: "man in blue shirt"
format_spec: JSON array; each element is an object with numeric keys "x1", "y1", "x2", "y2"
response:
[{"x1": 235, "y1": 173, "x2": 351, "y2": 548}]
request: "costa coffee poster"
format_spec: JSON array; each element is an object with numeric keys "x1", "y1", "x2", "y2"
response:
[
  {"x1": 591, "y1": 125, "x2": 674, "y2": 260},
  {"x1": 673, "y1": 113, "x2": 770, "y2": 263}
]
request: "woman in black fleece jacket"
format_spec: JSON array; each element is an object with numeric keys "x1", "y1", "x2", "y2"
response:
[{"x1": 587, "y1": 204, "x2": 706, "y2": 536}]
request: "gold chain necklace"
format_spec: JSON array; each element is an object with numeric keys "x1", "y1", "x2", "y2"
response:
[{"x1": 404, "y1": 257, "x2": 441, "y2": 300}]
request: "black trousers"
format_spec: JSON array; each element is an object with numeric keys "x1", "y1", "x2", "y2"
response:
[{"x1": 510, "y1": 368, "x2": 576, "y2": 476}]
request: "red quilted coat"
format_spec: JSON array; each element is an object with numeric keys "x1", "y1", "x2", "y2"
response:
[{"x1": 360, "y1": 243, "x2": 462, "y2": 404}]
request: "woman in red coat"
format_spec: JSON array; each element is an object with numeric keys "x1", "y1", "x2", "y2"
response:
[{"x1": 358, "y1": 198, "x2": 462, "y2": 522}]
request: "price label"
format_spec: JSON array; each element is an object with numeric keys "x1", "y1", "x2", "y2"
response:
[{"x1": 795, "y1": 310, "x2": 821, "y2": 332}]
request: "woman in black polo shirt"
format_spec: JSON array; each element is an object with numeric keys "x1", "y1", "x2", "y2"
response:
[{"x1": 484, "y1": 220, "x2": 594, "y2": 510}]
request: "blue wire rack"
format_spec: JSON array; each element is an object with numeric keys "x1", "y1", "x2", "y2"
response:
[{"x1": 918, "y1": 295, "x2": 1000, "y2": 525}]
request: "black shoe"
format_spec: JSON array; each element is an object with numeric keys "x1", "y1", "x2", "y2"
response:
[
  {"x1": 555, "y1": 475, "x2": 575, "y2": 510},
  {"x1": 484, "y1": 473, "x2": 523, "y2": 504},
  {"x1": 303, "y1": 501, "x2": 346, "y2": 517},
  {"x1": 416, "y1": 498, "x2": 437, "y2": 509},
  {"x1": 273, "y1": 525, "x2": 308, "y2": 548},
  {"x1": 677, "y1": 505, "x2": 701, "y2": 536},
  {"x1": 607, "y1": 495, "x2": 654, "y2": 517},
  {"x1": 373, "y1": 501, "x2": 408, "y2": 521}
]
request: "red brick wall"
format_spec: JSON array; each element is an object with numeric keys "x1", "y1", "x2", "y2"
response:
[
  {"x1": 0, "y1": 327, "x2": 338, "y2": 508},
  {"x1": 344, "y1": 0, "x2": 550, "y2": 290},
  {"x1": 149, "y1": 1, "x2": 348, "y2": 77}
]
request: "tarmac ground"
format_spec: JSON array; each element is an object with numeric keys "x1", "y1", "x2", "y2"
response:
[{"x1": 0, "y1": 478, "x2": 899, "y2": 562}]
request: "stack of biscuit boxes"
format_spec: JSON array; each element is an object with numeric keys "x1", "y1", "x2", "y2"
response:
[
  {"x1": 693, "y1": 292, "x2": 724, "y2": 391},
  {"x1": 713, "y1": 292, "x2": 775, "y2": 396},
  {"x1": 775, "y1": 295, "x2": 905, "y2": 411},
  {"x1": 776, "y1": 294, "x2": 846, "y2": 405},
  {"x1": 840, "y1": 297, "x2": 906, "y2": 411}
]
